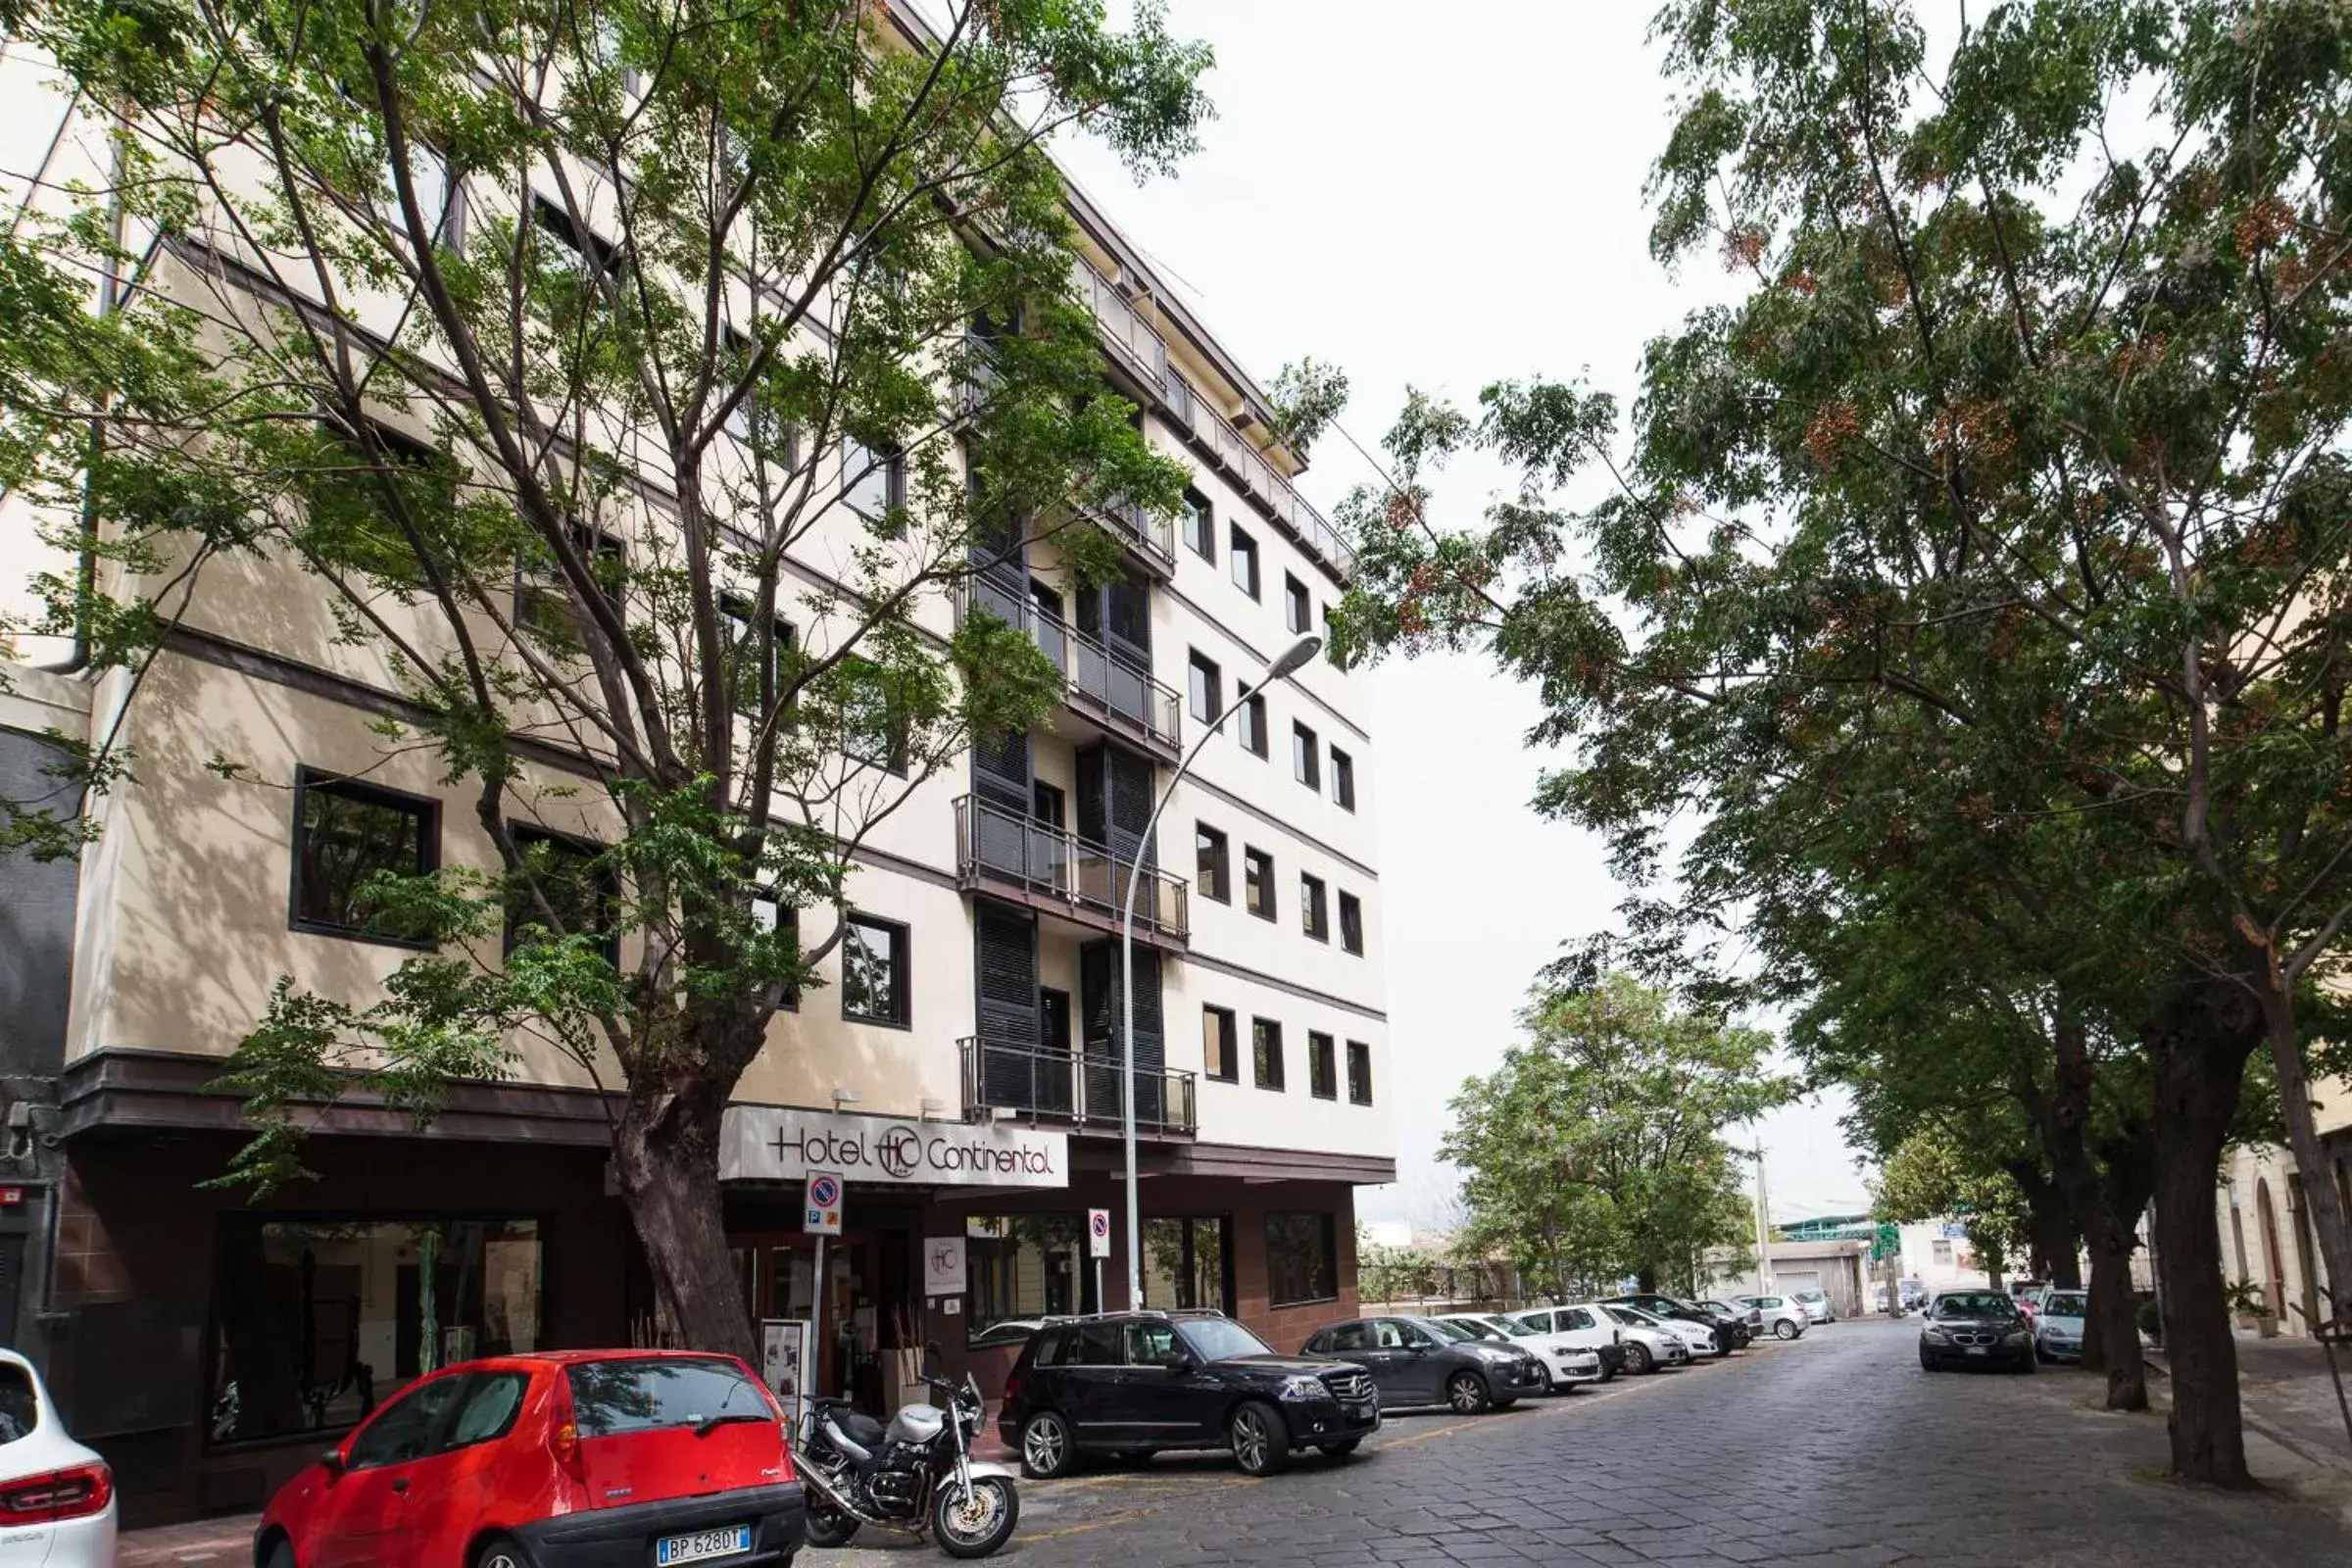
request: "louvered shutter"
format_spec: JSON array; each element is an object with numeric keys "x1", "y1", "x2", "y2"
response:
[
  {"x1": 969, "y1": 727, "x2": 1033, "y2": 882},
  {"x1": 976, "y1": 904, "x2": 1058, "y2": 1112},
  {"x1": 1078, "y1": 939, "x2": 1164, "y2": 1126}
]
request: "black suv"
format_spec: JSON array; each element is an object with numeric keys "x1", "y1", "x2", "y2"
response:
[{"x1": 999, "y1": 1310, "x2": 1380, "y2": 1479}]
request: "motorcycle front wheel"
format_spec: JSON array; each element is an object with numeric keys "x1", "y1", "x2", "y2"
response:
[
  {"x1": 804, "y1": 1494, "x2": 861, "y2": 1549},
  {"x1": 932, "y1": 1474, "x2": 1020, "y2": 1559}
]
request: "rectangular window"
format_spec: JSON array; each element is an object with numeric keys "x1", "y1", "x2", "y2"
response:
[
  {"x1": 1183, "y1": 490, "x2": 1214, "y2": 562},
  {"x1": 751, "y1": 890, "x2": 800, "y2": 1010},
  {"x1": 1293, "y1": 722, "x2": 1320, "y2": 790},
  {"x1": 1243, "y1": 848, "x2": 1275, "y2": 922},
  {"x1": 515, "y1": 520, "x2": 625, "y2": 651},
  {"x1": 1196, "y1": 823, "x2": 1230, "y2": 904},
  {"x1": 206, "y1": 1218, "x2": 542, "y2": 1447},
  {"x1": 1229, "y1": 527, "x2": 1259, "y2": 599},
  {"x1": 840, "y1": 657, "x2": 909, "y2": 774},
  {"x1": 1309, "y1": 1032, "x2": 1337, "y2": 1100},
  {"x1": 1239, "y1": 693, "x2": 1268, "y2": 758},
  {"x1": 1932, "y1": 1240, "x2": 1954, "y2": 1265},
  {"x1": 532, "y1": 196, "x2": 625, "y2": 283},
  {"x1": 1141, "y1": 1215, "x2": 1229, "y2": 1313},
  {"x1": 1300, "y1": 874, "x2": 1330, "y2": 942},
  {"x1": 720, "y1": 595, "x2": 795, "y2": 719},
  {"x1": 1251, "y1": 1017, "x2": 1285, "y2": 1091},
  {"x1": 1266, "y1": 1212, "x2": 1337, "y2": 1306},
  {"x1": 965, "y1": 1214, "x2": 1085, "y2": 1343},
  {"x1": 400, "y1": 144, "x2": 465, "y2": 253},
  {"x1": 290, "y1": 770, "x2": 438, "y2": 946},
  {"x1": 1332, "y1": 747, "x2": 1355, "y2": 810},
  {"x1": 1338, "y1": 890, "x2": 1364, "y2": 956},
  {"x1": 1202, "y1": 1005, "x2": 1238, "y2": 1083},
  {"x1": 1347, "y1": 1040, "x2": 1373, "y2": 1105},
  {"x1": 842, "y1": 437, "x2": 905, "y2": 527},
  {"x1": 504, "y1": 826, "x2": 616, "y2": 965},
  {"x1": 842, "y1": 912, "x2": 909, "y2": 1026},
  {"x1": 1187, "y1": 650, "x2": 1221, "y2": 724},
  {"x1": 1285, "y1": 573, "x2": 1310, "y2": 635}
]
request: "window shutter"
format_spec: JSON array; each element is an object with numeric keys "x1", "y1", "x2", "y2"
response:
[
  {"x1": 1079, "y1": 940, "x2": 1164, "y2": 1126},
  {"x1": 975, "y1": 904, "x2": 1052, "y2": 1111}
]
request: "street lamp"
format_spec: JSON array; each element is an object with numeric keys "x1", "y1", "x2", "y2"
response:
[{"x1": 1119, "y1": 632, "x2": 1323, "y2": 1308}]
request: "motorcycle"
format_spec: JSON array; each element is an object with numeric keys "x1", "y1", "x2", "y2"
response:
[{"x1": 795, "y1": 1365, "x2": 1020, "y2": 1559}]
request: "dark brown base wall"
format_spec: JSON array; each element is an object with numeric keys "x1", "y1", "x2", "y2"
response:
[{"x1": 47, "y1": 1130, "x2": 633, "y2": 1528}]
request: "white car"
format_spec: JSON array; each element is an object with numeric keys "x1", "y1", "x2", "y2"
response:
[
  {"x1": 1506, "y1": 1303, "x2": 1627, "y2": 1380},
  {"x1": 1733, "y1": 1294, "x2": 1811, "y2": 1340},
  {"x1": 1435, "y1": 1313, "x2": 1604, "y2": 1391},
  {"x1": 0, "y1": 1348, "x2": 116, "y2": 1566},
  {"x1": 1603, "y1": 1302, "x2": 1720, "y2": 1360},
  {"x1": 1788, "y1": 1289, "x2": 1836, "y2": 1324}
]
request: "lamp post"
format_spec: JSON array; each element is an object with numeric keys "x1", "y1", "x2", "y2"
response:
[{"x1": 1120, "y1": 633, "x2": 1322, "y2": 1308}]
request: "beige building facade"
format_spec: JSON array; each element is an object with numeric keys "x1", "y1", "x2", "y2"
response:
[
  {"x1": 2216, "y1": 1078, "x2": 2351, "y2": 1339},
  {"x1": 0, "y1": 17, "x2": 1395, "y2": 1525}
]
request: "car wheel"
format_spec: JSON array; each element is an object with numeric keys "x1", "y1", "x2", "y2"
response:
[
  {"x1": 1775, "y1": 1319, "x2": 1799, "y2": 1340},
  {"x1": 1020, "y1": 1410, "x2": 1075, "y2": 1480},
  {"x1": 1318, "y1": 1438, "x2": 1362, "y2": 1458},
  {"x1": 1229, "y1": 1399, "x2": 1291, "y2": 1477},
  {"x1": 1625, "y1": 1342, "x2": 1653, "y2": 1375},
  {"x1": 1918, "y1": 1348, "x2": 1938, "y2": 1372},
  {"x1": 473, "y1": 1535, "x2": 533, "y2": 1568},
  {"x1": 1446, "y1": 1370, "x2": 1492, "y2": 1413}
]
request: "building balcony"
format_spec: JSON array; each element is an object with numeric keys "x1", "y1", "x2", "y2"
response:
[
  {"x1": 954, "y1": 794, "x2": 1189, "y2": 948},
  {"x1": 1081, "y1": 495, "x2": 1177, "y2": 578},
  {"x1": 1161, "y1": 368, "x2": 1355, "y2": 579},
  {"x1": 956, "y1": 574, "x2": 1182, "y2": 762},
  {"x1": 959, "y1": 1036, "x2": 1198, "y2": 1137}
]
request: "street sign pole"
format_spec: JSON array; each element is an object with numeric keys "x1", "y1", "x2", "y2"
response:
[
  {"x1": 1088, "y1": 1207, "x2": 1111, "y2": 1310},
  {"x1": 805, "y1": 1172, "x2": 844, "y2": 1400}
]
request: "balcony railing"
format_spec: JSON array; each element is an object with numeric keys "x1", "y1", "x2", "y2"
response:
[
  {"x1": 954, "y1": 794, "x2": 1190, "y2": 943},
  {"x1": 960, "y1": 1036, "x2": 1198, "y2": 1135},
  {"x1": 956, "y1": 574, "x2": 1182, "y2": 757},
  {"x1": 1082, "y1": 494, "x2": 1177, "y2": 572},
  {"x1": 1074, "y1": 258, "x2": 1355, "y2": 581}
]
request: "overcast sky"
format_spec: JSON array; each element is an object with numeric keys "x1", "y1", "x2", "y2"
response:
[{"x1": 1051, "y1": 1, "x2": 1876, "y2": 1229}]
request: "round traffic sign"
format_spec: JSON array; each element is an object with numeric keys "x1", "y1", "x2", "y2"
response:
[
  {"x1": 809, "y1": 1174, "x2": 841, "y2": 1206},
  {"x1": 1090, "y1": 1211, "x2": 1109, "y2": 1238}
]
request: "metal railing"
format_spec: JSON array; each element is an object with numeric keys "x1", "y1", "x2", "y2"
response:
[
  {"x1": 1082, "y1": 494, "x2": 1176, "y2": 571},
  {"x1": 959, "y1": 1036, "x2": 1198, "y2": 1135},
  {"x1": 954, "y1": 794, "x2": 1190, "y2": 942},
  {"x1": 956, "y1": 574, "x2": 1182, "y2": 755}
]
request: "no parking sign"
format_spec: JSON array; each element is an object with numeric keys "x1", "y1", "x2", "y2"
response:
[
  {"x1": 1087, "y1": 1207, "x2": 1111, "y2": 1259},
  {"x1": 805, "y1": 1171, "x2": 844, "y2": 1235}
]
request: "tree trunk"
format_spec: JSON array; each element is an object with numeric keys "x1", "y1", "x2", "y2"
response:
[
  {"x1": 2147, "y1": 990, "x2": 2263, "y2": 1488},
  {"x1": 2257, "y1": 984, "x2": 2352, "y2": 1336},
  {"x1": 2083, "y1": 1228, "x2": 2147, "y2": 1410},
  {"x1": 612, "y1": 1074, "x2": 759, "y2": 1365},
  {"x1": 2025, "y1": 1022, "x2": 2150, "y2": 1408}
]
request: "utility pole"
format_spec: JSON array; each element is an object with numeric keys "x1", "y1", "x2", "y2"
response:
[{"x1": 1752, "y1": 1143, "x2": 1775, "y2": 1291}]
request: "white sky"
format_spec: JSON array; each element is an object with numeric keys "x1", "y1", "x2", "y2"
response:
[{"x1": 1051, "y1": 0, "x2": 1875, "y2": 1228}]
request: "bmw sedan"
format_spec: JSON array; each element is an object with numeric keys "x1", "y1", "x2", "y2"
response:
[
  {"x1": 1918, "y1": 1290, "x2": 2036, "y2": 1373},
  {"x1": 1304, "y1": 1315, "x2": 1548, "y2": 1413}
]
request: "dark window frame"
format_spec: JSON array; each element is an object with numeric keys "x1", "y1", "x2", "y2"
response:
[
  {"x1": 1293, "y1": 721, "x2": 1320, "y2": 790},
  {"x1": 1338, "y1": 890, "x2": 1364, "y2": 956},
  {"x1": 719, "y1": 593, "x2": 797, "y2": 721},
  {"x1": 502, "y1": 823, "x2": 619, "y2": 967},
  {"x1": 841, "y1": 909, "x2": 912, "y2": 1028},
  {"x1": 514, "y1": 519, "x2": 626, "y2": 649},
  {"x1": 1239, "y1": 693, "x2": 1268, "y2": 759},
  {"x1": 1347, "y1": 1040, "x2": 1373, "y2": 1105},
  {"x1": 1196, "y1": 822, "x2": 1231, "y2": 905},
  {"x1": 1251, "y1": 1017, "x2": 1285, "y2": 1092},
  {"x1": 288, "y1": 767, "x2": 441, "y2": 950},
  {"x1": 1332, "y1": 747, "x2": 1356, "y2": 811},
  {"x1": 1308, "y1": 1031, "x2": 1338, "y2": 1101},
  {"x1": 1183, "y1": 489, "x2": 1215, "y2": 563},
  {"x1": 841, "y1": 436, "x2": 907, "y2": 529},
  {"x1": 1266, "y1": 1212, "x2": 1338, "y2": 1307},
  {"x1": 1187, "y1": 649, "x2": 1221, "y2": 725},
  {"x1": 1243, "y1": 847, "x2": 1276, "y2": 922},
  {"x1": 1300, "y1": 873, "x2": 1330, "y2": 943},
  {"x1": 752, "y1": 887, "x2": 801, "y2": 1011},
  {"x1": 1284, "y1": 573, "x2": 1310, "y2": 635},
  {"x1": 1202, "y1": 1004, "x2": 1239, "y2": 1084},
  {"x1": 1229, "y1": 526, "x2": 1260, "y2": 599}
]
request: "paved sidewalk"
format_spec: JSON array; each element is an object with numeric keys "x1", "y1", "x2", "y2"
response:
[{"x1": 2230, "y1": 1331, "x2": 2352, "y2": 1529}]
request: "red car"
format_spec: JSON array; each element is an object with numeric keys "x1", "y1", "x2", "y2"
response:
[{"x1": 257, "y1": 1349, "x2": 805, "y2": 1568}]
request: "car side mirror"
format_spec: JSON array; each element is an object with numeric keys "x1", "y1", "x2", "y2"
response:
[
  {"x1": 1161, "y1": 1352, "x2": 1193, "y2": 1374},
  {"x1": 1407, "y1": 1342, "x2": 1431, "y2": 1355},
  {"x1": 319, "y1": 1447, "x2": 346, "y2": 1477}
]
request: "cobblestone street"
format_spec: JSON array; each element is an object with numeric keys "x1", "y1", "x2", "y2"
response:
[{"x1": 857, "y1": 1319, "x2": 2352, "y2": 1568}]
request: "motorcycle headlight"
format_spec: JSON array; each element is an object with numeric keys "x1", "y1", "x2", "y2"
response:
[{"x1": 1278, "y1": 1375, "x2": 1328, "y2": 1401}]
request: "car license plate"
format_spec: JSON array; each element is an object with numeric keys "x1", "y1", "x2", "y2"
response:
[
  {"x1": 1965, "y1": 1346, "x2": 1987, "y2": 1356},
  {"x1": 657, "y1": 1526, "x2": 753, "y2": 1565}
]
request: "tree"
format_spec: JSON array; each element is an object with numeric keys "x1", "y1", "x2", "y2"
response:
[
  {"x1": 1353, "y1": 1227, "x2": 1440, "y2": 1306},
  {"x1": 0, "y1": 0, "x2": 1209, "y2": 1360},
  {"x1": 1872, "y1": 1127, "x2": 2033, "y2": 1291},
  {"x1": 1332, "y1": 0, "x2": 2352, "y2": 1484},
  {"x1": 1444, "y1": 975, "x2": 1787, "y2": 1298}
]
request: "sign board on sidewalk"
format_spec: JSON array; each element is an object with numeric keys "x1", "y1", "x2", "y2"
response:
[
  {"x1": 761, "y1": 1318, "x2": 810, "y2": 1421},
  {"x1": 1087, "y1": 1208, "x2": 1111, "y2": 1260},
  {"x1": 805, "y1": 1171, "x2": 844, "y2": 1236},
  {"x1": 924, "y1": 1235, "x2": 967, "y2": 1298}
]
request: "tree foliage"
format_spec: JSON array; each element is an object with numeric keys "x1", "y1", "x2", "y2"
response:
[
  {"x1": 0, "y1": 0, "x2": 1210, "y2": 1356},
  {"x1": 1444, "y1": 974, "x2": 1788, "y2": 1298}
]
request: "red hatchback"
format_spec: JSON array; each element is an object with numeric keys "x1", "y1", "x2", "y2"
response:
[{"x1": 257, "y1": 1349, "x2": 805, "y2": 1568}]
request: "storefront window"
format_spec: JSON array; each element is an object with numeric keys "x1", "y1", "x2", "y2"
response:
[
  {"x1": 1265, "y1": 1212, "x2": 1337, "y2": 1307},
  {"x1": 964, "y1": 1215, "x2": 1083, "y2": 1344},
  {"x1": 1142, "y1": 1216, "x2": 1229, "y2": 1313},
  {"x1": 208, "y1": 1218, "x2": 541, "y2": 1447}
]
